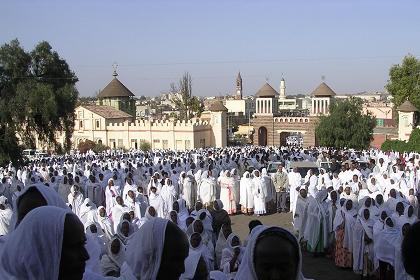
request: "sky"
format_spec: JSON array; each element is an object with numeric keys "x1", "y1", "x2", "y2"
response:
[{"x1": 2, "y1": 0, "x2": 420, "y2": 97}]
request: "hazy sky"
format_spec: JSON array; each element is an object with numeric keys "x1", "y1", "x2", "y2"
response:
[{"x1": 2, "y1": 0, "x2": 420, "y2": 97}]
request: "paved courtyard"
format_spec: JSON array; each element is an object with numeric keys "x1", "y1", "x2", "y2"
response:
[{"x1": 230, "y1": 213, "x2": 358, "y2": 280}]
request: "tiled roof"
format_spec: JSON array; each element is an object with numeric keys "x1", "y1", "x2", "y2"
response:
[
  {"x1": 82, "y1": 105, "x2": 133, "y2": 119},
  {"x1": 397, "y1": 100, "x2": 418, "y2": 112}
]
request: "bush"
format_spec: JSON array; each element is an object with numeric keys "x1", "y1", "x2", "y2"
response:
[
  {"x1": 381, "y1": 128, "x2": 420, "y2": 152},
  {"x1": 139, "y1": 141, "x2": 151, "y2": 152},
  {"x1": 92, "y1": 143, "x2": 109, "y2": 154},
  {"x1": 77, "y1": 140, "x2": 96, "y2": 154}
]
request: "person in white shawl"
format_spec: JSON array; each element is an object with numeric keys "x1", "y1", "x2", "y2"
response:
[
  {"x1": 110, "y1": 195, "x2": 130, "y2": 232},
  {"x1": 100, "y1": 236, "x2": 125, "y2": 277},
  {"x1": 68, "y1": 185, "x2": 84, "y2": 217},
  {"x1": 231, "y1": 169, "x2": 241, "y2": 211},
  {"x1": 375, "y1": 217, "x2": 400, "y2": 279},
  {"x1": 183, "y1": 171, "x2": 197, "y2": 210},
  {"x1": 252, "y1": 170, "x2": 267, "y2": 216},
  {"x1": 105, "y1": 179, "x2": 120, "y2": 215},
  {"x1": 220, "y1": 233, "x2": 245, "y2": 279},
  {"x1": 187, "y1": 231, "x2": 214, "y2": 273},
  {"x1": 288, "y1": 167, "x2": 302, "y2": 215},
  {"x1": 149, "y1": 186, "x2": 165, "y2": 218},
  {"x1": 234, "y1": 225, "x2": 310, "y2": 280},
  {"x1": 0, "y1": 196, "x2": 12, "y2": 236},
  {"x1": 220, "y1": 170, "x2": 236, "y2": 215},
  {"x1": 302, "y1": 189, "x2": 330, "y2": 254},
  {"x1": 160, "y1": 178, "x2": 177, "y2": 218},
  {"x1": 198, "y1": 170, "x2": 217, "y2": 207},
  {"x1": 179, "y1": 250, "x2": 209, "y2": 280},
  {"x1": 97, "y1": 206, "x2": 115, "y2": 242},
  {"x1": 122, "y1": 218, "x2": 189, "y2": 280},
  {"x1": 394, "y1": 223, "x2": 414, "y2": 280},
  {"x1": 352, "y1": 208, "x2": 374, "y2": 277},
  {"x1": 79, "y1": 198, "x2": 98, "y2": 225},
  {"x1": 0, "y1": 206, "x2": 89, "y2": 280},
  {"x1": 293, "y1": 187, "x2": 309, "y2": 235},
  {"x1": 215, "y1": 224, "x2": 232, "y2": 269},
  {"x1": 239, "y1": 171, "x2": 254, "y2": 215}
]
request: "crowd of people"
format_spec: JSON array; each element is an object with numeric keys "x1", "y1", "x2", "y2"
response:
[{"x1": 0, "y1": 146, "x2": 419, "y2": 280}]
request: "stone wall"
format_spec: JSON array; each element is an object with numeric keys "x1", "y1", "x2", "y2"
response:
[{"x1": 251, "y1": 115, "x2": 317, "y2": 147}]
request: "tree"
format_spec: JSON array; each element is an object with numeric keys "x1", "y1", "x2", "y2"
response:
[
  {"x1": 386, "y1": 55, "x2": 420, "y2": 110},
  {"x1": 139, "y1": 140, "x2": 151, "y2": 152},
  {"x1": 77, "y1": 139, "x2": 96, "y2": 154},
  {"x1": 170, "y1": 72, "x2": 204, "y2": 120},
  {"x1": 315, "y1": 98, "x2": 376, "y2": 149},
  {"x1": 0, "y1": 39, "x2": 78, "y2": 165}
]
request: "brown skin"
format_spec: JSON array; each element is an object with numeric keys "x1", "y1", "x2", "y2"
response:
[
  {"x1": 58, "y1": 214, "x2": 89, "y2": 280},
  {"x1": 17, "y1": 187, "x2": 47, "y2": 226},
  {"x1": 110, "y1": 239, "x2": 121, "y2": 254},
  {"x1": 99, "y1": 207, "x2": 106, "y2": 217},
  {"x1": 156, "y1": 222, "x2": 189, "y2": 280},
  {"x1": 254, "y1": 234, "x2": 299, "y2": 280}
]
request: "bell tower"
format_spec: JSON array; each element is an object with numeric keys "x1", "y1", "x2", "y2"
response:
[{"x1": 236, "y1": 72, "x2": 243, "y2": 100}]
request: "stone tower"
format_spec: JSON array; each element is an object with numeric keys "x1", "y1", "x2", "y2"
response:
[
  {"x1": 236, "y1": 72, "x2": 243, "y2": 100},
  {"x1": 208, "y1": 101, "x2": 228, "y2": 147},
  {"x1": 255, "y1": 82, "x2": 278, "y2": 116},
  {"x1": 310, "y1": 82, "x2": 335, "y2": 116},
  {"x1": 96, "y1": 70, "x2": 136, "y2": 116},
  {"x1": 280, "y1": 77, "x2": 286, "y2": 98},
  {"x1": 397, "y1": 100, "x2": 418, "y2": 141}
]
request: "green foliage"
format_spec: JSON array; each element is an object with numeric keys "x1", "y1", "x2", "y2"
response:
[
  {"x1": 171, "y1": 72, "x2": 204, "y2": 120},
  {"x1": 315, "y1": 98, "x2": 376, "y2": 149},
  {"x1": 77, "y1": 139, "x2": 96, "y2": 154},
  {"x1": 386, "y1": 55, "x2": 420, "y2": 110},
  {"x1": 408, "y1": 128, "x2": 420, "y2": 152},
  {"x1": 0, "y1": 39, "x2": 78, "y2": 164},
  {"x1": 139, "y1": 140, "x2": 151, "y2": 152},
  {"x1": 92, "y1": 143, "x2": 109, "y2": 154},
  {"x1": 380, "y1": 128, "x2": 420, "y2": 152}
]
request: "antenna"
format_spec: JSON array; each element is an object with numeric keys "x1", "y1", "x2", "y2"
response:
[
  {"x1": 321, "y1": 75, "x2": 326, "y2": 82},
  {"x1": 265, "y1": 76, "x2": 269, "y2": 83},
  {"x1": 112, "y1": 62, "x2": 119, "y2": 77}
]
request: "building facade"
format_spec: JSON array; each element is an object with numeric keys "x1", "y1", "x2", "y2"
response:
[{"x1": 71, "y1": 101, "x2": 227, "y2": 151}]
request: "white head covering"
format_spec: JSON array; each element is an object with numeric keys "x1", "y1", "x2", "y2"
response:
[
  {"x1": 1, "y1": 206, "x2": 70, "y2": 279},
  {"x1": 234, "y1": 226, "x2": 309, "y2": 280},
  {"x1": 125, "y1": 217, "x2": 168, "y2": 279},
  {"x1": 179, "y1": 250, "x2": 201, "y2": 279},
  {"x1": 10, "y1": 183, "x2": 68, "y2": 229}
]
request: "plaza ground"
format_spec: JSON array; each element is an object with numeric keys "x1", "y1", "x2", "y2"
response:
[{"x1": 230, "y1": 213, "x2": 358, "y2": 280}]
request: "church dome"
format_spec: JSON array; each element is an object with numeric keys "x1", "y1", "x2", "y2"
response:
[
  {"x1": 97, "y1": 77, "x2": 135, "y2": 98},
  {"x1": 311, "y1": 82, "x2": 336, "y2": 97},
  {"x1": 207, "y1": 101, "x2": 228, "y2": 112},
  {"x1": 255, "y1": 83, "x2": 278, "y2": 98}
]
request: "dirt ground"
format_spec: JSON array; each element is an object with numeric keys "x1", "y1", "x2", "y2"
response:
[{"x1": 230, "y1": 213, "x2": 358, "y2": 280}]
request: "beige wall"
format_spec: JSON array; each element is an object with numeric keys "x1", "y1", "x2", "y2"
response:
[
  {"x1": 362, "y1": 104, "x2": 393, "y2": 119},
  {"x1": 398, "y1": 111, "x2": 415, "y2": 141}
]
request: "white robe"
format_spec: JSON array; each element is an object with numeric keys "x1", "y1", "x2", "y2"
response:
[
  {"x1": 293, "y1": 195, "x2": 308, "y2": 234},
  {"x1": 289, "y1": 171, "x2": 302, "y2": 214},
  {"x1": 239, "y1": 175, "x2": 254, "y2": 209},
  {"x1": 198, "y1": 176, "x2": 217, "y2": 205},
  {"x1": 252, "y1": 177, "x2": 266, "y2": 215}
]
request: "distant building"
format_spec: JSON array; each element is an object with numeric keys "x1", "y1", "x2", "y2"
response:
[
  {"x1": 71, "y1": 101, "x2": 227, "y2": 150},
  {"x1": 96, "y1": 71, "x2": 136, "y2": 116},
  {"x1": 310, "y1": 82, "x2": 336, "y2": 116},
  {"x1": 251, "y1": 82, "x2": 320, "y2": 147}
]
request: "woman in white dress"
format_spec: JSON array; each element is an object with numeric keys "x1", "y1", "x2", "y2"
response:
[
  {"x1": 239, "y1": 171, "x2": 254, "y2": 215},
  {"x1": 252, "y1": 170, "x2": 266, "y2": 216}
]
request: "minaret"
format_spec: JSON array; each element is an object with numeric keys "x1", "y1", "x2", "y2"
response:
[
  {"x1": 280, "y1": 77, "x2": 286, "y2": 98},
  {"x1": 236, "y1": 72, "x2": 243, "y2": 99}
]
